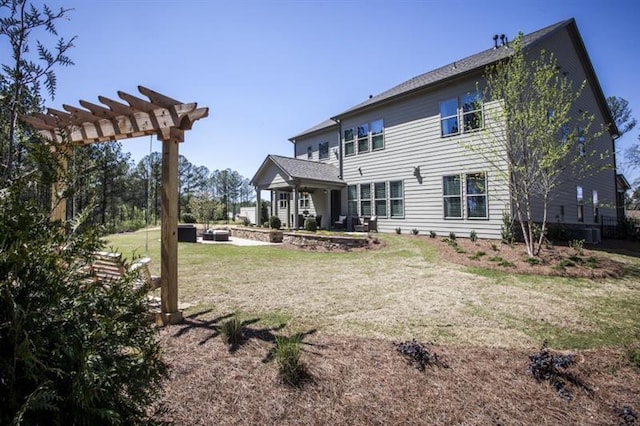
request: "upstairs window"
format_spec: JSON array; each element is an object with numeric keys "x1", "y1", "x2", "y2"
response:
[
  {"x1": 577, "y1": 185, "x2": 584, "y2": 222},
  {"x1": 592, "y1": 190, "x2": 599, "y2": 223},
  {"x1": 319, "y1": 141, "x2": 329, "y2": 160},
  {"x1": 440, "y1": 98, "x2": 459, "y2": 136},
  {"x1": 371, "y1": 119, "x2": 384, "y2": 150},
  {"x1": 307, "y1": 146, "x2": 312, "y2": 160},
  {"x1": 462, "y1": 93, "x2": 483, "y2": 132},
  {"x1": 344, "y1": 128, "x2": 355, "y2": 157},
  {"x1": 443, "y1": 175, "x2": 462, "y2": 218},
  {"x1": 440, "y1": 94, "x2": 483, "y2": 137},
  {"x1": 357, "y1": 123, "x2": 369, "y2": 153}
]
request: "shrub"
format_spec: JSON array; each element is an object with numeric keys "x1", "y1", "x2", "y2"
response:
[
  {"x1": 528, "y1": 344, "x2": 576, "y2": 400},
  {"x1": 429, "y1": 230, "x2": 436, "y2": 238},
  {"x1": 395, "y1": 227, "x2": 402, "y2": 234},
  {"x1": 274, "y1": 335, "x2": 308, "y2": 387},
  {"x1": 501, "y1": 212, "x2": 514, "y2": 244},
  {"x1": 555, "y1": 259, "x2": 576, "y2": 270},
  {"x1": 411, "y1": 228, "x2": 419, "y2": 235},
  {"x1": 393, "y1": 339, "x2": 448, "y2": 370},
  {"x1": 546, "y1": 224, "x2": 569, "y2": 242},
  {"x1": 241, "y1": 216, "x2": 251, "y2": 226},
  {"x1": 490, "y1": 242, "x2": 499, "y2": 251},
  {"x1": 182, "y1": 212, "x2": 197, "y2": 223},
  {"x1": 469, "y1": 251, "x2": 486, "y2": 260},
  {"x1": 0, "y1": 186, "x2": 167, "y2": 425},
  {"x1": 449, "y1": 232, "x2": 456, "y2": 240},
  {"x1": 569, "y1": 239, "x2": 585, "y2": 256},
  {"x1": 269, "y1": 215, "x2": 281, "y2": 229},
  {"x1": 304, "y1": 217, "x2": 318, "y2": 232},
  {"x1": 263, "y1": 221, "x2": 269, "y2": 228},
  {"x1": 470, "y1": 230, "x2": 478, "y2": 242},
  {"x1": 220, "y1": 315, "x2": 243, "y2": 350},
  {"x1": 526, "y1": 257, "x2": 541, "y2": 265}
]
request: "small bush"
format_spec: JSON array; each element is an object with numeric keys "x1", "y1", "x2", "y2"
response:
[
  {"x1": 546, "y1": 224, "x2": 569, "y2": 242},
  {"x1": 411, "y1": 228, "x2": 419, "y2": 235},
  {"x1": 488, "y1": 256, "x2": 514, "y2": 267},
  {"x1": 470, "y1": 230, "x2": 477, "y2": 242},
  {"x1": 469, "y1": 251, "x2": 486, "y2": 260},
  {"x1": 569, "y1": 239, "x2": 585, "y2": 256},
  {"x1": 393, "y1": 339, "x2": 448, "y2": 370},
  {"x1": 220, "y1": 315, "x2": 243, "y2": 350},
  {"x1": 304, "y1": 217, "x2": 318, "y2": 232},
  {"x1": 395, "y1": 227, "x2": 402, "y2": 234},
  {"x1": 448, "y1": 232, "x2": 456, "y2": 240},
  {"x1": 628, "y1": 345, "x2": 640, "y2": 370},
  {"x1": 501, "y1": 212, "x2": 514, "y2": 244},
  {"x1": 269, "y1": 215, "x2": 281, "y2": 229},
  {"x1": 429, "y1": 230, "x2": 436, "y2": 238},
  {"x1": 528, "y1": 344, "x2": 576, "y2": 400},
  {"x1": 585, "y1": 256, "x2": 600, "y2": 268},
  {"x1": 275, "y1": 335, "x2": 308, "y2": 387},
  {"x1": 241, "y1": 216, "x2": 250, "y2": 226},
  {"x1": 490, "y1": 242, "x2": 499, "y2": 251},
  {"x1": 263, "y1": 221, "x2": 269, "y2": 227},
  {"x1": 555, "y1": 259, "x2": 576, "y2": 270},
  {"x1": 526, "y1": 257, "x2": 541, "y2": 265},
  {"x1": 182, "y1": 212, "x2": 197, "y2": 223}
]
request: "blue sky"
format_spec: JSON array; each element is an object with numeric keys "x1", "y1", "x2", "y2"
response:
[{"x1": 20, "y1": 0, "x2": 640, "y2": 183}]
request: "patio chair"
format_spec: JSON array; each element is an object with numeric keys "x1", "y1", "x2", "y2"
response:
[
  {"x1": 334, "y1": 215, "x2": 347, "y2": 230},
  {"x1": 364, "y1": 216, "x2": 378, "y2": 232},
  {"x1": 91, "y1": 251, "x2": 160, "y2": 290}
]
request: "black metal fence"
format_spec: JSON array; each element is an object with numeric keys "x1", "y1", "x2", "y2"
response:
[{"x1": 600, "y1": 215, "x2": 640, "y2": 239}]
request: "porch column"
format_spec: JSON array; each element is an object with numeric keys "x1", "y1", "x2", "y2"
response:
[
  {"x1": 293, "y1": 187, "x2": 299, "y2": 229},
  {"x1": 158, "y1": 137, "x2": 183, "y2": 325},
  {"x1": 50, "y1": 144, "x2": 71, "y2": 221},
  {"x1": 255, "y1": 187, "x2": 261, "y2": 225},
  {"x1": 325, "y1": 188, "x2": 331, "y2": 230}
]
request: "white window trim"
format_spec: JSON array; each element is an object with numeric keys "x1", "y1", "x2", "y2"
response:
[
  {"x1": 443, "y1": 174, "x2": 463, "y2": 219},
  {"x1": 465, "y1": 172, "x2": 488, "y2": 220}
]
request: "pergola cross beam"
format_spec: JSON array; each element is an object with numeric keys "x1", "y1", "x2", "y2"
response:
[{"x1": 21, "y1": 86, "x2": 209, "y2": 326}]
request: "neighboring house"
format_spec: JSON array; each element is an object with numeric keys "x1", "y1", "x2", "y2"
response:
[{"x1": 251, "y1": 18, "x2": 623, "y2": 240}]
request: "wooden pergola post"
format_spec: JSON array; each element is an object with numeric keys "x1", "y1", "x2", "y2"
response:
[
  {"x1": 158, "y1": 137, "x2": 181, "y2": 324},
  {"x1": 21, "y1": 86, "x2": 208, "y2": 326}
]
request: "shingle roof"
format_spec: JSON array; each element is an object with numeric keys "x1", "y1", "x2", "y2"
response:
[
  {"x1": 268, "y1": 155, "x2": 344, "y2": 185},
  {"x1": 289, "y1": 118, "x2": 337, "y2": 142},
  {"x1": 333, "y1": 19, "x2": 571, "y2": 119}
]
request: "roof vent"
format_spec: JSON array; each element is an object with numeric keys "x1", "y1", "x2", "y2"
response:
[
  {"x1": 500, "y1": 34, "x2": 509, "y2": 47},
  {"x1": 493, "y1": 34, "x2": 499, "y2": 49}
]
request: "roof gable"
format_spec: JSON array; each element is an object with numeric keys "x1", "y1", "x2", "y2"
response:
[
  {"x1": 292, "y1": 18, "x2": 616, "y2": 139},
  {"x1": 251, "y1": 155, "x2": 344, "y2": 187}
]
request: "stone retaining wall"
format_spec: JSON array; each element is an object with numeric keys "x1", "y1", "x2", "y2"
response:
[
  {"x1": 230, "y1": 227, "x2": 283, "y2": 243},
  {"x1": 230, "y1": 227, "x2": 369, "y2": 250}
]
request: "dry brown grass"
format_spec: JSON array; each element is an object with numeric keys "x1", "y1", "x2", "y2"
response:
[
  {"x1": 105, "y1": 230, "x2": 640, "y2": 424},
  {"x1": 154, "y1": 324, "x2": 640, "y2": 425}
]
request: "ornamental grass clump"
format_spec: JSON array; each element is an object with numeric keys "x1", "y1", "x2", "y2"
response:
[
  {"x1": 220, "y1": 314, "x2": 243, "y2": 351},
  {"x1": 275, "y1": 335, "x2": 309, "y2": 387}
]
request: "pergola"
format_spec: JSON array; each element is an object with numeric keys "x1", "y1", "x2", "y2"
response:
[{"x1": 22, "y1": 86, "x2": 209, "y2": 325}]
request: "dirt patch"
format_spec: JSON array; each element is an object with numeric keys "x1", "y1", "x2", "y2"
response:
[
  {"x1": 153, "y1": 324, "x2": 640, "y2": 425},
  {"x1": 423, "y1": 237, "x2": 625, "y2": 278}
]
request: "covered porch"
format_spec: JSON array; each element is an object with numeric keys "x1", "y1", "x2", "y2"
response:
[{"x1": 250, "y1": 155, "x2": 345, "y2": 229}]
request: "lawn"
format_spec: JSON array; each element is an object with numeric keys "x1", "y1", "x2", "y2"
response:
[{"x1": 105, "y1": 229, "x2": 640, "y2": 424}]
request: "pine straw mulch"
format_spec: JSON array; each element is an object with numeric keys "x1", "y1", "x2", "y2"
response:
[
  {"x1": 422, "y1": 236, "x2": 626, "y2": 279},
  {"x1": 153, "y1": 323, "x2": 640, "y2": 425}
]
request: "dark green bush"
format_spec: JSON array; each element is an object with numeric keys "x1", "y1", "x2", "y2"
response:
[
  {"x1": 304, "y1": 217, "x2": 318, "y2": 232},
  {"x1": 0, "y1": 185, "x2": 167, "y2": 425},
  {"x1": 182, "y1": 212, "x2": 197, "y2": 223},
  {"x1": 269, "y1": 215, "x2": 281, "y2": 229}
]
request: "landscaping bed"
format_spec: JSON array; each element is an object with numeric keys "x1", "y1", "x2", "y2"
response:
[{"x1": 424, "y1": 236, "x2": 626, "y2": 278}]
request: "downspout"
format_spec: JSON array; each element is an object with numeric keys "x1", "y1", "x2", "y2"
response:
[{"x1": 331, "y1": 118, "x2": 343, "y2": 179}]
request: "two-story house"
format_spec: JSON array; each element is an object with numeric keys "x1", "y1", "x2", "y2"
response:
[{"x1": 251, "y1": 18, "x2": 621, "y2": 240}]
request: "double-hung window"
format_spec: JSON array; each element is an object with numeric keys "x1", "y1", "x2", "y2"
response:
[
  {"x1": 357, "y1": 124, "x2": 369, "y2": 153},
  {"x1": 371, "y1": 119, "x2": 384, "y2": 150},
  {"x1": 577, "y1": 185, "x2": 584, "y2": 222},
  {"x1": 360, "y1": 183, "x2": 372, "y2": 216},
  {"x1": 462, "y1": 93, "x2": 483, "y2": 132},
  {"x1": 466, "y1": 172, "x2": 487, "y2": 218},
  {"x1": 440, "y1": 99, "x2": 459, "y2": 137},
  {"x1": 319, "y1": 141, "x2": 329, "y2": 160},
  {"x1": 390, "y1": 180, "x2": 404, "y2": 218},
  {"x1": 278, "y1": 192, "x2": 288, "y2": 209},
  {"x1": 347, "y1": 185, "x2": 358, "y2": 216},
  {"x1": 307, "y1": 146, "x2": 312, "y2": 160},
  {"x1": 592, "y1": 190, "x2": 599, "y2": 223},
  {"x1": 374, "y1": 182, "x2": 387, "y2": 217},
  {"x1": 443, "y1": 175, "x2": 462, "y2": 218},
  {"x1": 299, "y1": 192, "x2": 310, "y2": 209},
  {"x1": 344, "y1": 128, "x2": 355, "y2": 157}
]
